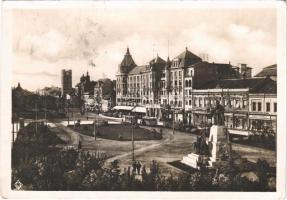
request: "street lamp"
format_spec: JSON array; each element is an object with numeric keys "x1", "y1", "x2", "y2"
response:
[
  {"x1": 35, "y1": 95, "x2": 38, "y2": 135},
  {"x1": 131, "y1": 99, "x2": 137, "y2": 161},
  {"x1": 132, "y1": 120, "x2": 135, "y2": 161},
  {"x1": 67, "y1": 101, "x2": 70, "y2": 126},
  {"x1": 172, "y1": 89, "x2": 178, "y2": 135},
  {"x1": 94, "y1": 118, "x2": 97, "y2": 140}
]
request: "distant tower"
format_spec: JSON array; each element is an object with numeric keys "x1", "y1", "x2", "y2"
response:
[{"x1": 61, "y1": 69, "x2": 72, "y2": 97}]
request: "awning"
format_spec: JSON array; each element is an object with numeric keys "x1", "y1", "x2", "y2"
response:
[
  {"x1": 112, "y1": 106, "x2": 134, "y2": 111},
  {"x1": 131, "y1": 106, "x2": 146, "y2": 113}
]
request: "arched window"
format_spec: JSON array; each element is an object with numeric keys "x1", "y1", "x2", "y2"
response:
[
  {"x1": 185, "y1": 80, "x2": 188, "y2": 87},
  {"x1": 188, "y1": 80, "x2": 192, "y2": 87}
]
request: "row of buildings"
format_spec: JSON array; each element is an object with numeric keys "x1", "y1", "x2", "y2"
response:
[
  {"x1": 115, "y1": 47, "x2": 277, "y2": 135},
  {"x1": 61, "y1": 69, "x2": 116, "y2": 112}
]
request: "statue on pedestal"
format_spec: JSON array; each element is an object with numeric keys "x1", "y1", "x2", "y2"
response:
[
  {"x1": 210, "y1": 100, "x2": 225, "y2": 126},
  {"x1": 192, "y1": 131, "x2": 209, "y2": 155}
]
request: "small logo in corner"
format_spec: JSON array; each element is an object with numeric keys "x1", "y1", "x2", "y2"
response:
[{"x1": 14, "y1": 180, "x2": 23, "y2": 190}]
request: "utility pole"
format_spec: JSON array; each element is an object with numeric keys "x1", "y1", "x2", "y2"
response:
[
  {"x1": 172, "y1": 96, "x2": 177, "y2": 135},
  {"x1": 94, "y1": 118, "x2": 97, "y2": 140},
  {"x1": 73, "y1": 111, "x2": 76, "y2": 129},
  {"x1": 35, "y1": 97, "x2": 38, "y2": 135},
  {"x1": 44, "y1": 91, "x2": 47, "y2": 126},
  {"x1": 172, "y1": 104, "x2": 175, "y2": 135},
  {"x1": 12, "y1": 119, "x2": 14, "y2": 144},
  {"x1": 132, "y1": 121, "x2": 135, "y2": 161},
  {"x1": 67, "y1": 101, "x2": 70, "y2": 126}
]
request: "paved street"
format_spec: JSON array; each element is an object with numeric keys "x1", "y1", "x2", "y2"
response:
[{"x1": 48, "y1": 117, "x2": 276, "y2": 176}]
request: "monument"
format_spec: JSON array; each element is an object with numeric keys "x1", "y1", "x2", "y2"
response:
[
  {"x1": 181, "y1": 131, "x2": 210, "y2": 169},
  {"x1": 181, "y1": 100, "x2": 232, "y2": 169},
  {"x1": 208, "y1": 100, "x2": 231, "y2": 167}
]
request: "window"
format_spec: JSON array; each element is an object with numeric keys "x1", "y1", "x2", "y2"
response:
[
  {"x1": 193, "y1": 99, "x2": 196, "y2": 106},
  {"x1": 243, "y1": 100, "x2": 247, "y2": 108},
  {"x1": 274, "y1": 102, "x2": 277, "y2": 112},
  {"x1": 235, "y1": 99, "x2": 239, "y2": 107},
  {"x1": 199, "y1": 98, "x2": 202, "y2": 107},
  {"x1": 266, "y1": 102, "x2": 270, "y2": 112},
  {"x1": 252, "y1": 102, "x2": 256, "y2": 111},
  {"x1": 258, "y1": 102, "x2": 262, "y2": 111},
  {"x1": 189, "y1": 100, "x2": 192, "y2": 105}
]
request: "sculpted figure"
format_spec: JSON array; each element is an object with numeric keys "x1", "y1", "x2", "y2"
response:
[
  {"x1": 192, "y1": 131, "x2": 209, "y2": 155},
  {"x1": 210, "y1": 100, "x2": 225, "y2": 126}
]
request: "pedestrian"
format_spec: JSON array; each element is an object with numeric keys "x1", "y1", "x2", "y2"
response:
[
  {"x1": 132, "y1": 160, "x2": 137, "y2": 174},
  {"x1": 78, "y1": 140, "x2": 82, "y2": 149},
  {"x1": 141, "y1": 165, "x2": 147, "y2": 177},
  {"x1": 136, "y1": 161, "x2": 142, "y2": 174},
  {"x1": 127, "y1": 166, "x2": 131, "y2": 176}
]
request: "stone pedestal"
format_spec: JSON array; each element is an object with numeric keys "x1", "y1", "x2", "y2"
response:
[
  {"x1": 181, "y1": 153, "x2": 209, "y2": 169},
  {"x1": 208, "y1": 125, "x2": 229, "y2": 167},
  {"x1": 181, "y1": 125, "x2": 231, "y2": 170}
]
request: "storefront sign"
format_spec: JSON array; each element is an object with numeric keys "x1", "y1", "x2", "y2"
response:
[{"x1": 249, "y1": 114, "x2": 276, "y2": 120}]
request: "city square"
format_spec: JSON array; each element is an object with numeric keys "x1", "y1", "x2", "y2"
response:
[{"x1": 4, "y1": 2, "x2": 283, "y2": 194}]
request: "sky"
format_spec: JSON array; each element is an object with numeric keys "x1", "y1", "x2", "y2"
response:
[{"x1": 6, "y1": 3, "x2": 277, "y2": 91}]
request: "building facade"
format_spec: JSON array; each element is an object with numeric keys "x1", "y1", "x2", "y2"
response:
[
  {"x1": 116, "y1": 47, "x2": 247, "y2": 122},
  {"x1": 94, "y1": 78, "x2": 116, "y2": 112},
  {"x1": 191, "y1": 77, "x2": 277, "y2": 135},
  {"x1": 75, "y1": 71, "x2": 97, "y2": 110},
  {"x1": 115, "y1": 47, "x2": 277, "y2": 135}
]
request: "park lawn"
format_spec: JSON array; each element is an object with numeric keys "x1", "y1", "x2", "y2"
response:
[{"x1": 70, "y1": 124, "x2": 162, "y2": 141}]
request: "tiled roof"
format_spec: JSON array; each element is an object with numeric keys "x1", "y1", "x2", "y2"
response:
[
  {"x1": 173, "y1": 48, "x2": 202, "y2": 68},
  {"x1": 149, "y1": 55, "x2": 166, "y2": 65},
  {"x1": 128, "y1": 65, "x2": 147, "y2": 75},
  {"x1": 13, "y1": 85, "x2": 35, "y2": 96},
  {"x1": 212, "y1": 63, "x2": 241, "y2": 79},
  {"x1": 198, "y1": 77, "x2": 276, "y2": 93},
  {"x1": 119, "y1": 48, "x2": 137, "y2": 73},
  {"x1": 255, "y1": 64, "x2": 277, "y2": 77},
  {"x1": 175, "y1": 48, "x2": 201, "y2": 61}
]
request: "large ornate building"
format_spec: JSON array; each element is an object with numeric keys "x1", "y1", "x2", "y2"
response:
[
  {"x1": 115, "y1": 47, "x2": 277, "y2": 135},
  {"x1": 116, "y1": 47, "x2": 250, "y2": 121}
]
